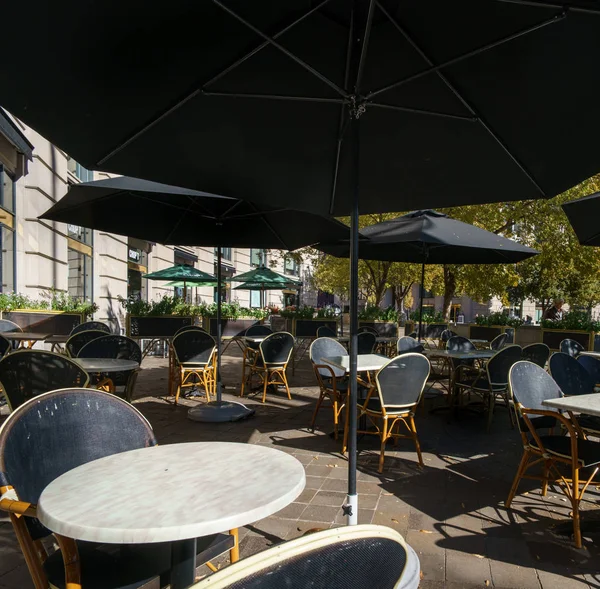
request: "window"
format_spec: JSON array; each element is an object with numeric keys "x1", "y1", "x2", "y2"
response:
[
  {"x1": 68, "y1": 248, "x2": 92, "y2": 301},
  {"x1": 214, "y1": 247, "x2": 232, "y2": 261},
  {"x1": 250, "y1": 248, "x2": 265, "y2": 267},
  {"x1": 0, "y1": 166, "x2": 15, "y2": 212},
  {"x1": 67, "y1": 223, "x2": 92, "y2": 245},
  {"x1": 67, "y1": 158, "x2": 94, "y2": 182},
  {"x1": 284, "y1": 256, "x2": 299, "y2": 277}
]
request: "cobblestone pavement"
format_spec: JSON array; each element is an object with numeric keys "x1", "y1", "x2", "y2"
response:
[{"x1": 0, "y1": 344, "x2": 599, "y2": 588}]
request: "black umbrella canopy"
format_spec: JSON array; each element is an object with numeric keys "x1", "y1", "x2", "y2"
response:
[
  {"x1": 562, "y1": 192, "x2": 600, "y2": 246},
  {"x1": 318, "y1": 209, "x2": 538, "y2": 263},
  {"x1": 40, "y1": 176, "x2": 350, "y2": 249},
  {"x1": 2, "y1": 1, "x2": 600, "y2": 216}
]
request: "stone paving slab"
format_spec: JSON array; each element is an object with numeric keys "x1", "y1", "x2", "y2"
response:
[{"x1": 0, "y1": 345, "x2": 599, "y2": 588}]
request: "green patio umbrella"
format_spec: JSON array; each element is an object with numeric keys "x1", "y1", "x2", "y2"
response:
[
  {"x1": 143, "y1": 264, "x2": 218, "y2": 298},
  {"x1": 232, "y1": 266, "x2": 300, "y2": 308},
  {"x1": 165, "y1": 280, "x2": 220, "y2": 288}
]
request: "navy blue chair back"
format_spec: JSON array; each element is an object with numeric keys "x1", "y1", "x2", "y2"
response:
[
  {"x1": 560, "y1": 338, "x2": 585, "y2": 357},
  {"x1": 396, "y1": 336, "x2": 424, "y2": 355},
  {"x1": 490, "y1": 333, "x2": 509, "y2": 351},
  {"x1": 577, "y1": 355, "x2": 600, "y2": 386},
  {"x1": 0, "y1": 351, "x2": 89, "y2": 410},
  {"x1": 522, "y1": 343, "x2": 550, "y2": 368},
  {"x1": 440, "y1": 329, "x2": 456, "y2": 343},
  {"x1": 172, "y1": 330, "x2": 216, "y2": 365},
  {"x1": 65, "y1": 330, "x2": 107, "y2": 358},
  {"x1": 549, "y1": 352, "x2": 595, "y2": 396},
  {"x1": 310, "y1": 337, "x2": 347, "y2": 379},
  {"x1": 447, "y1": 335, "x2": 476, "y2": 369},
  {"x1": 376, "y1": 354, "x2": 431, "y2": 408},
  {"x1": 486, "y1": 345, "x2": 522, "y2": 385},
  {"x1": 70, "y1": 321, "x2": 111, "y2": 336},
  {"x1": 509, "y1": 361, "x2": 562, "y2": 416},
  {"x1": 0, "y1": 335, "x2": 10, "y2": 358},
  {"x1": 316, "y1": 326, "x2": 336, "y2": 338},
  {"x1": 357, "y1": 326, "x2": 378, "y2": 336},
  {"x1": 246, "y1": 325, "x2": 273, "y2": 337},
  {"x1": 78, "y1": 335, "x2": 142, "y2": 363},
  {"x1": 0, "y1": 320, "x2": 21, "y2": 333},
  {"x1": 357, "y1": 332, "x2": 377, "y2": 355},
  {"x1": 174, "y1": 325, "x2": 208, "y2": 336},
  {"x1": 261, "y1": 332, "x2": 295, "y2": 365}
]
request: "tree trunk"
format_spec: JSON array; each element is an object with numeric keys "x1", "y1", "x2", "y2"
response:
[{"x1": 442, "y1": 266, "x2": 457, "y2": 321}]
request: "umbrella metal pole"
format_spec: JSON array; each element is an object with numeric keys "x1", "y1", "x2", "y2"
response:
[
  {"x1": 216, "y1": 247, "x2": 223, "y2": 402},
  {"x1": 345, "y1": 116, "x2": 360, "y2": 526},
  {"x1": 418, "y1": 262, "x2": 425, "y2": 341}
]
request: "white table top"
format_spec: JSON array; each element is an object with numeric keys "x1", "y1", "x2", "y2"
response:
[
  {"x1": 543, "y1": 394, "x2": 600, "y2": 417},
  {"x1": 38, "y1": 442, "x2": 305, "y2": 544},
  {"x1": 3, "y1": 332, "x2": 51, "y2": 341},
  {"x1": 425, "y1": 349, "x2": 495, "y2": 360},
  {"x1": 241, "y1": 336, "x2": 267, "y2": 343},
  {"x1": 322, "y1": 353, "x2": 389, "y2": 372},
  {"x1": 73, "y1": 358, "x2": 139, "y2": 373}
]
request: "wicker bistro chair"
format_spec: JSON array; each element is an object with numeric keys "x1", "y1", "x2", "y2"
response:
[
  {"x1": 309, "y1": 338, "x2": 348, "y2": 440},
  {"x1": 240, "y1": 326, "x2": 273, "y2": 395},
  {"x1": 0, "y1": 350, "x2": 89, "y2": 411},
  {"x1": 506, "y1": 361, "x2": 600, "y2": 549},
  {"x1": 70, "y1": 321, "x2": 111, "y2": 336},
  {"x1": 316, "y1": 325, "x2": 336, "y2": 338},
  {"x1": 174, "y1": 325, "x2": 209, "y2": 336},
  {"x1": 0, "y1": 388, "x2": 234, "y2": 589},
  {"x1": 396, "y1": 336, "x2": 424, "y2": 356},
  {"x1": 440, "y1": 329, "x2": 457, "y2": 349},
  {"x1": 77, "y1": 335, "x2": 142, "y2": 402},
  {"x1": 0, "y1": 334, "x2": 10, "y2": 359},
  {"x1": 560, "y1": 338, "x2": 585, "y2": 357},
  {"x1": 65, "y1": 330, "x2": 108, "y2": 358},
  {"x1": 522, "y1": 343, "x2": 550, "y2": 368},
  {"x1": 490, "y1": 333, "x2": 509, "y2": 351},
  {"x1": 357, "y1": 326, "x2": 378, "y2": 336},
  {"x1": 191, "y1": 525, "x2": 420, "y2": 589},
  {"x1": 241, "y1": 332, "x2": 295, "y2": 403},
  {"x1": 171, "y1": 330, "x2": 217, "y2": 404},
  {"x1": 356, "y1": 353, "x2": 431, "y2": 473},
  {"x1": 454, "y1": 345, "x2": 522, "y2": 430},
  {"x1": 357, "y1": 331, "x2": 377, "y2": 355},
  {"x1": 0, "y1": 319, "x2": 22, "y2": 333}
]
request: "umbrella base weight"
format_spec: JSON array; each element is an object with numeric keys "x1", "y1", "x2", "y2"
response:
[{"x1": 187, "y1": 401, "x2": 255, "y2": 423}]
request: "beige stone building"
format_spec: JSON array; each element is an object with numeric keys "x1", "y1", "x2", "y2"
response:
[{"x1": 0, "y1": 113, "x2": 317, "y2": 333}]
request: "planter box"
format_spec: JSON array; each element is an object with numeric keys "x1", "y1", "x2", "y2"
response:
[
  {"x1": 294, "y1": 318, "x2": 338, "y2": 338},
  {"x1": 358, "y1": 320, "x2": 398, "y2": 337},
  {"x1": 270, "y1": 315, "x2": 292, "y2": 333},
  {"x1": 2, "y1": 310, "x2": 84, "y2": 335},
  {"x1": 127, "y1": 315, "x2": 195, "y2": 338},
  {"x1": 405, "y1": 321, "x2": 448, "y2": 338},
  {"x1": 542, "y1": 328, "x2": 594, "y2": 351},
  {"x1": 514, "y1": 325, "x2": 542, "y2": 347},
  {"x1": 203, "y1": 317, "x2": 260, "y2": 338}
]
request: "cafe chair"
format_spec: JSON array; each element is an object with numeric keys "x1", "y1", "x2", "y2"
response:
[
  {"x1": 440, "y1": 329, "x2": 456, "y2": 344},
  {"x1": 191, "y1": 525, "x2": 420, "y2": 589},
  {"x1": 356, "y1": 353, "x2": 430, "y2": 472},
  {"x1": 560, "y1": 338, "x2": 585, "y2": 357},
  {"x1": 521, "y1": 343, "x2": 550, "y2": 368},
  {"x1": 455, "y1": 345, "x2": 522, "y2": 430},
  {"x1": 309, "y1": 337, "x2": 348, "y2": 440},
  {"x1": 0, "y1": 350, "x2": 89, "y2": 411},
  {"x1": 357, "y1": 326, "x2": 378, "y2": 336},
  {"x1": 316, "y1": 325, "x2": 336, "y2": 338},
  {"x1": 490, "y1": 333, "x2": 509, "y2": 351},
  {"x1": 0, "y1": 334, "x2": 10, "y2": 358},
  {"x1": 407, "y1": 331, "x2": 418, "y2": 339},
  {"x1": 174, "y1": 325, "x2": 209, "y2": 336},
  {"x1": 78, "y1": 335, "x2": 142, "y2": 402},
  {"x1": 0, "y1": 319, "x2": 22, "y2": 333},
  {"x1": 506, "y1": 361, "x2": 600, "y2": 549},
  {"x1": 70, "y1": 321, "x2": 111, "y2": 336},
  {"x1": 446, "y1": 335, "x2": 479, "y2": 389},
  {"x1": 65, "y1": 330, "x2": 108, "y2": 358},
  {"x1": 171, "y1": 330, "x2": 217, "y2": 404},
  {"x1": 241, "y1": 332, "x2": 294, "y2": 403},
  {"x1": 357, "y1": 331, "x2": 377, "y2": 354},
  {"x1": 396, "y1": 336, "x2": 424, "y2": 356},
  {"x1": 578, "y1": 354, "x2": 600, "y2": 388},
  {"x1": 240, "y1": 326, "x2": 272, "y2": 395},
  {"x1": 0, "y1": 388, "x2": 235, "y2": 589}
]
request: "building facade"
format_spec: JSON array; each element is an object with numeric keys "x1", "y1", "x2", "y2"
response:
[{"x1": 1, "y1": 115, "x2": 317, "y2": 333}]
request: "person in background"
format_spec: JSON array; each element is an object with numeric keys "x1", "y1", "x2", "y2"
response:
[{"x1": 543, "y1": 299, "x2": 564, "y2": 321}]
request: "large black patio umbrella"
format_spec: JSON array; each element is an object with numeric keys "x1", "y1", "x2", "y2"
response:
[
  {"x1": 6, "y1": 0, "x2": 600, "y2": 527},
  {"x1": 41, "y1": 176, "x2": 350, "y2": 422},
  {"x1": 317, "y1": 209, "x2": 538, "y2": 337},
  {"x1": 562, "y1": 192, "x2": 600, "y2": 246}
]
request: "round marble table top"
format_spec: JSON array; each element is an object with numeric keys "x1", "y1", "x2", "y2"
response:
[
  {"x1": 38, "y1": 442, "x2": 305, "y2": 544},
  {"x1": 73, "y1": 358, "x2": 139, "y2": 373}
]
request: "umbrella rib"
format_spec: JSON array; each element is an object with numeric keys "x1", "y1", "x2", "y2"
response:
[
  {"x1": 211, "y1": 0, "x2": 348, "y2": 98},
  {"x1": 203, "y1": 0, "x2": 333, "y2": 89},
  {"x1": 329, "y1": 5, "x2": 355, "y2": 216},
  {"x1": 369, "y1": 102, "x2": 477, "y2": 121},
  {"x1": 202, "y1": 91, "x2": 345, "y2": 104},
  {"x1": 246, "y1": 203, "x2": 289, "y2": 250},
  {"x1": 374, "y1": 5, "x2": 548, "y2": 197},
  {"x1": 354, "y1": 0, "x2": 376, "y2": 93},
  {"x1": 366, "y1": 7, "x2": 566, "y2": 100},
  {"x1": 493, "y1": 0, "x2": 600, "y2": 16}
]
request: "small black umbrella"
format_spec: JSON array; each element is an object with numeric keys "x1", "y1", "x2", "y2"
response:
[
  {"x1": 318, "y1": 210, "x2": 538, "y2": 337},
  {"x1": 562, "y1": 192, "x2": 600, "y2": 246},
  {"x1": 41, "y1": 176, "x2": 350, "y2": 422}
]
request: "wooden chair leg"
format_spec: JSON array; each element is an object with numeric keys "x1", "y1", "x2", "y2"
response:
[
  {"x1": 378, "y1": 417, "x2": 388, "y2": 473},
  {"x1": 175, "y1": 369, "x2": 184, "y2": 405},
  {"x1": 486, "y1": 393, "x2": 495, "y2": 432},
  {"x1": 541, "y1": 459, "x2": 551, "y2": 497},
  {"x1": 229, "y1": 528, "x2": 239, "y2": 563},
  {"x1": 505, "y1": 451, "x2": 530, "y2": 508},
  {"x1": 310, "y1": 391, "x2": 325, "y2": 433},
  {"x1": 409, "y1": 415, "x2": 424, "y2": 467},
  {"x1": 342, "y1": 405, "x2": 350, "y2": 454},
  {"x1": 332, "y1": 398, "x2": 339, "y2": 440},
  {"x1": 262, "y1": 370, "x2": 269, "y2": 403},
  {"x1": 281, "y1": 369, "x2": 291, "y2": 400},
  {"x1": 572, "y1": 466, "x2": 582, "y2": 549}
]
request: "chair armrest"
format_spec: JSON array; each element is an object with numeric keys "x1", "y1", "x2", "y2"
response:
[{"x1": 0, "y1": 498, "x2": 37, "y2": 518}]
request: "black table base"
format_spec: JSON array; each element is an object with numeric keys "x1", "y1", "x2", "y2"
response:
[{"x1": 171, "y1": 538, "x2": 197, "y2": 589}]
